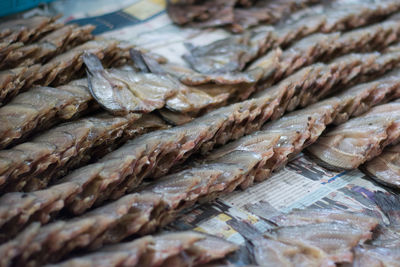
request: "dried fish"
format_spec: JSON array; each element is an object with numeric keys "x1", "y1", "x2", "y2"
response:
[
  {"x1": 38, "y1": 39, "x2": 131, "y2": 87},
  {"x1": 183, "y1": 0, "x2": 400, "y2": 74},
  {"x1": 253, "y1": 222, "x2": 374, "y2": 266},
  {"x1": 362, "y1": 144, "x2": 400, "y2": 189},
  {"x1": 353, "y1": 245, "x2": 400, "y2": 267},
  {"x1": 0, "y1": 39, "x2": 132, "y2": 106},
  {"x1": 0, "y1": 80, "x2": 94, "y2": 149},
  {"x1": 265, "y1": 208, "x2": 380, "y2": 232},
  {"x1": 2, "y1": 62, "x2": 399, "y2": 261},
  {"x1": 2, "y1": 51, "x2": 399, "y2": 239},
  {"x1": 167, "y1": 0, "x2": 236, "y2": 28},
  {"x1": 307, "y1": 102, "x2": 400, "y2": 171},
  {"x1": 97, "y1": 21, "x2": 400, "y2": 118},
  {"x1": 84, "y1": 53, "x2": 180, "y2": 115},
  {"x1": 49, "y1": 232, "x2": 237, "y2": 267},
  {"x1": 0, "y1": 24, "x2": 95, "y2": 69},
  {"x1": 167, "y1": 0, "x2": 320, "y2": 31},
  {"x1": 0, "y1": 112, "x2": 142, "y2": 194},
  {"x1": 0, "y1": 67, "x2": 27, "y2": 105},
  {"x1": 0, "y1": 96, "x2": 363, "y2": 265},
  {"x1": 229, "y1": 0, "x2": 321, "y2": 33},
  {"x1": 0, "y1": 16, "x2": 61, "y2": 46}
]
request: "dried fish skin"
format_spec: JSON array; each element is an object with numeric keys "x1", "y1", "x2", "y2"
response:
[
  {"x1": 0, "y1": 82, "x2": 94, "y2": 149},
  {"x1": 0, "y1": 24, "x2": 95, "y2": 69},
  {"x1": 0, "y1": 67, "x2": 27, "y2": 105},
  {"x1": 308, "y1": 102, "x2": 400, "y2": 171},
  {"x1": 267, "y1": 208, "x2": 380, "y2": 233},
  {"x1": 0, "y1": 112, "x2": 141, "y2": 194},
  {"x1": 49, "y1": 232, "x2": 237, "y2": 267},
  {"x1": 183, "y1": 0, "x2": 400, "y2": 75},
  {"x1": 37, "y1": 39, "x2": 131, "y2": 87},
  {"x1": 353, "y1": 245, "x2": 400, "y2": 267},
  {"x1": 363, "y1": 144, "x2": 400, "y2": 189},
  {"x1": 167, "y1": 0, "x2": 320, "y2": 32},
  {"x1": 167, "y1": 0, "x2": 236, "y2": 28},
  {"x1": 254, "y1": 222, "x2": 374, "y2": 266},
  {"x1": 183, "y1": 27, "x2": 276, "y2": 73},
  {"x1": 84, "y1": 53, "x2": 180, "y2": 115},
  {"x1": 0, "y1": 16, "x2": 60, "y2": 44}
]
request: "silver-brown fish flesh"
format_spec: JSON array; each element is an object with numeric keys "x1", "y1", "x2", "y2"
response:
[
  {"x1": 254, "y1": 222, "x2": 374, "y2": 266},
  {"x1": 363, "y1": 144, "x2": 400, "y2": 189},
  {"x1": 268, "y1": 208, "x2": 379, "y2": 233},
  {"x1": 50, "y1": 231, "x2": 237, "y2": 267},
  {"x1": 307, "y1": 102, "x2": 400, "y2": 170},
  {"x1": 353, "y1": 245, "x2": 400, "y2": 267},
  {"x1": 84, "y1": 53, "x2": 180, "y2": 115}
]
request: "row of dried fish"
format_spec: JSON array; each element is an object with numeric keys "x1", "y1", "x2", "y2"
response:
[
  {"x1": 244, "y1": 193, "x2": 400, "y2": 265},
  {"x1": 1, "y1": 12, "x2": 396, "y2": 149},
  {"x1": 362, "y1": 144, "x2": 400, "y2": 189},
  {"x1": 0, "y1": 24, "x2": 95, "y2": 69},
  {"x1": 183, "y1": 0, "x2": 400, "y2": 74},
  {"x1": 0, "y1": 112, "x2": 169, "y2": 195},
  {"x1": 50, "y1": 231, "x2": 237, "y2": 267},
  {"x1": 0, "y1": 52, "x2": 398, "y2": 240},
  {"x1": 0, "y1": 80, "x2": 94, "y2": 149},
  {"x1": 0, "y1": 16, "x2": 61, "y2": 52},
  {"x1": 84, "y1": 48, "x2": 274, "y2": 117},
  {"x1": 85, "y1": 17, "x2": 400, "y2": 119},
  {"x1": 1, "y1": 72, "x2": 397, "y2": 266},
  {"x1": 307, "y1": 101, "x2": 400, "y2": 171},
  {"x1": 155, "y1": 18, "x2": 400, "y2": 122},
  {"x1": 0, "y1": 39, "x2": 131, "y2": 105},
  {"x1": 167, "y1": 0, "x2": 319, "y2": 32},
  {"x1": 0, "y1": 50, "x2": 164, "y2": 150},
  {"x1": 251, "y1": 208, "x2": 379, "y2": 266}
]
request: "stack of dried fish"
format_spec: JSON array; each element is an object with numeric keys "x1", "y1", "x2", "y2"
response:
[
  {"x1": 167, "y1": 0, "x2": 318, "y2": 32},
  {"x1": 86, "y1": 17, "x2": 400, "y2": 122},
  {"x1": 2, "y1": 3, "x2": 400, "y2": 266},
  {"x1": 0, "y1": 79, "x2": 93, "y2": 149},
  {"x1": 0, "y1": 16, "x2": 61, "y2": 56},
  {"x1": 50, "y1": 231, "x2": 238, "y2": 267},
  {"x1": 1, "y1": 64, "x2": 399, "y2": 265},
  {"x1": 252, "y1": 209, "x2": 379, "y2": 266},
  {"x1": 351, "y1": 192, "x2": 400, "y2": 266},
  {"x1": 0, "y1": 38, "x2": 132, "y2": 105},
  {"x1": 0, "y1": 24, "x2": 95, "y2": 69},
  {"x1": 1, "y1": 51, "x2": 398, "y2": 239},
  {"x1": 182, "y1": 0, "x2": 400, "y2": 74},
  {"x1": 362, "y1": 144, "x2": 400, "y2": 189},
  {"x1": 307, "y1": 101, "x2": 400, "y2": 170}
]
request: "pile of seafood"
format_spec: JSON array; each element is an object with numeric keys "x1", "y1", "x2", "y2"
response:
[{"x1": 1, "y1": 0, "x2": 400, "y2": 266}]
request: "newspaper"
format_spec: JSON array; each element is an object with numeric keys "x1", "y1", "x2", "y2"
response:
[{"x1": 17, "y1": 1, "x2": 396, "y2": 264}]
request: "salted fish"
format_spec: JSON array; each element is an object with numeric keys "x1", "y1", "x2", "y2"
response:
[
  {"x1": 353, "y1": 245, "x2": 400, "y2": 267},
  {"x1": 253, "y1": 222, "x2": 375, "y2": 266},
  {"x1": 2, "y1": 51, "x2": 400, "y2": 240},
  {"x1": 183, "y1": 0, "x2": 400, "y2": 74},
  {"x1": 0, "y1": 80, "x2": 94, "y2": 149},
  {"x1": 307, "y1": 102, "x2": 400, "y2": 170},
  {"x1": 363, "y1": 144, "x2": 400, "y2": 189},
  {"x1": 0, "y1": 24, "x2": 95, "y2": 69},
  {"x1": 0, "y1": 16, "x2": 61, "y2": 47},
  {"x1": 167, "y1": 0, "x2": 319, "y2": 32},
  {"x1": 0, "y1": 39, "x2": 132, "y2": 107},
  {"x1": 1, "y1": 69, "x2": 398, "y2": 265},
  {"x1": 49, "y1": 232, "x2": 237, "y2": 267},
  {"x1": 85, "y1": 49, "x2": 273, "y2": 116}
]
